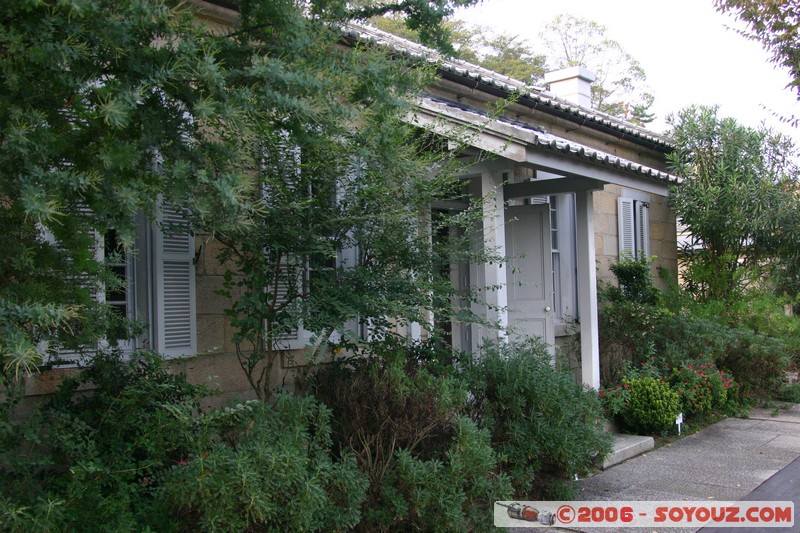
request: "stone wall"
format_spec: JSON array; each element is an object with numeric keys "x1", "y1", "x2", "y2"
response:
[{"x1": 593, "y1": 184, "x2": 678, "y2": 289}]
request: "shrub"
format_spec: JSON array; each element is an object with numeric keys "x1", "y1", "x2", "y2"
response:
[
  {"x1": 0, "y1": 349, "x2": 206, "y2": 532},
  {"x1": 778, "y1": 383, "x2": 800, "y2": 403},
  {"x1": 599, "y1": 258, "x2": 669, "y2": 384},
  {"x1": 311, "y1": 338, "x2": 510, "y2": 532},
  {"x1": 465, "y1": 339, "x2": 612, "y2": 499},
  {"x1": 158, "y1": 394, "x2": 368, "y2": 532},
  {"x1": 599, "y1": 383, "x2": 630, "y2": 419},
  {"x1": 669, "y1": 359, "x2": 732, "y2": 416},
  {"x1": 718, "y1": 326, "x2": 788, "y2": 400},
  {"x1": 0, "y1": 351, "x2": 367, "y2": 533},
  {"x1": 608, "y1": 257, "x2": 661, "y2": 305},
  {"x1": 622, "y1": 377, "x2": 681, "y2": 435}
]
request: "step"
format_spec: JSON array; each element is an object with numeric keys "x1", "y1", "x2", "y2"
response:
[{"x1": 602, "y1": 434, "x2": 654, "y2": 469}]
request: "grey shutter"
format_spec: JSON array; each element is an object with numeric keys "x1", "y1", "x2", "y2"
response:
[
  {"x1": 154, "y1": 204, "x2": 196, "y2": 357},
  {"x1": 635, "y1": 201, "x2": 651, "y2": 258},
  {"x1": 618, "y1": 197, "x2": 635, "y2": 259}
]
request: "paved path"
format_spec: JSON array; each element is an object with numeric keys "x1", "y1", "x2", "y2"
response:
[{"x1": 509, "y1": 404, "x2": 800, "y2": 532}]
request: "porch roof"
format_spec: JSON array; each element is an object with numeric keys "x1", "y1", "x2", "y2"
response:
[{"x1": 410, "y1": 95, "x2": 681, "y2": 197}]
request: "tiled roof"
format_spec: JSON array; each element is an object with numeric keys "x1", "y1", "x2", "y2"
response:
[
  {"x1": 341, "y1": 23, "x2": 674, "y2": 151},
  {"x1": 419, "y1": 96, "x2": 680, "y2": 185}
]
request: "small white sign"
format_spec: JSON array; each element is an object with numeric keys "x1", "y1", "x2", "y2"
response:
[{"x1": 676, "y1": 412, "x2": 684, "y2": 435}]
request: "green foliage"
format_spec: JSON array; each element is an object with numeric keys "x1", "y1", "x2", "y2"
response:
[
  {"x1": 715, "y1": 1, "x2": 800, "y2": 100},
  {"x1": 667, "y1": 105, "x2": 800, "y2": 302},
  {"x1": 599, "y1": 258, "x2": 669, "y2": 383},
  {"x1": 599, "y1": 382, "x2": 631, "y2": 419},
  {"x1": 0, "y1": 0, "x2": 484, "y2": 385},
  {"x1": 464, "y1": 340, "x2": 612, "y2": 499},
  {"x1": 311, "y1": 337, "x2": 509, "y2": 532},
  {"x1": 669, "y1": 359, "x2": 734, "y2": 416},
  {"x1": 608, "y1": 257, "x2": 661, "y2": 305},
  {"x1": 383, "y1": 416, "x2": 508, "y2": 532},
  {"x1": 0, "y1": 350, "x2": 206, "y2": 531},
  {"x1": 601, "y1": 258, "x2": 795, "y2": 403},
  {"x1": 777, "y1": 383, "x2": 800, "y2": 403},
  {"x1": 159, "y1": 394, "x2": 367, "y2": 532},
  {"x1": 0, "y1": 351, "x2": 367, "y2": 532},
  {"x1": 622, "y1": 377, "x2": 681, "y2": 435}
]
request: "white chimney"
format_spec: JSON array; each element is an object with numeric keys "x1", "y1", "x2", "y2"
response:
[{"x1": 543, "y1": 66, "x2": 596, "y2": 108}]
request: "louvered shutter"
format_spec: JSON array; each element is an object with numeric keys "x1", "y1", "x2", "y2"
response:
[
  {"x1": 618, "y1": 197, "x2": 636, "y2": 259},
  {"x1": 154, "y1": 204, "x2": 196, "y2": 357},
  {"x1": 635, "y1": 201, "x2": 651, "y2": 258}
]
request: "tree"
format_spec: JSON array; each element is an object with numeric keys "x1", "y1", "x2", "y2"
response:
[
  {"x1": 667, "y1": 105, "x2": 800, "y2": 301},
  {"x1": 540, "y1": 14, "x2": 656, "y2": 125},
  {"x1": 715, "y1": 0, "x2": 800, "y2": 98},
  {"x1": 0, "y1": 0, "x2": 483, "y2": 381},
  {"x1": 370, "y1": 16, "x2": 547, "y2": 82}
]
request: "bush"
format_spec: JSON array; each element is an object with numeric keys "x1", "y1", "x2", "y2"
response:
[
  {"x1": 778, "y1": 383, "x2": 800, "y2": 403},
  {"x1": 311, "y1": 338, "x2": 510, "y2": 532},
  {"x1": 622, "y1": 377, "x2": 681, "y2": 435},
  {"x1": 0, "y1": 350, "x2": 205, "y2": 532},
  {"x1": 465, "y1": 340, "x2": 612, "y2": 499},
  {"x1": 159, "y1": 394, "x2": 367, "y2": 532},
  {"x1": 0, "y1": 351, "x2": 367, "y2": 533},
  {"x1": 608, "y1": 257, "x2": 661, "y2": 305},
  {"x1": 599, "y1": 258, "x2": 669, "y2": 384},
  {"x1": 669, "y1": 359, "x2": 732, "y2": 416}
]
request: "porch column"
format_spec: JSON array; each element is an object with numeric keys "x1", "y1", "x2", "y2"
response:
[
  {"x1": 576, "y1": 190, "x2": 600, "y2": 389},
  {"x1": 478, "y1": 170, "x2": 509, "y2": 344}
]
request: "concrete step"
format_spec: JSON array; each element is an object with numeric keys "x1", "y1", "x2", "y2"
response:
[{"x1": 602, "y1": 433, "x2": 654, "y2": 469}]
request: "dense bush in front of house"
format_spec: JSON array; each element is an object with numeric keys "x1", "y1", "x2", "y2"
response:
[
  {"x1": 0, "y1": 350, "x2": 204, "y2": 531},
  {"x1": 0, "y1": 350, "x2": 367, "y2": 532},
  {"x1": 602, "y1": 258, "x2": 794, "y2": 398},
  {"x1": 462, "y1": 339, "x2": 612, "y2": 499},
  {"x1": 621, "y1": 376, "x2": 681, "y2": 434},
  {"x1": 310, "y1": 337, "x2": 512, "y2": 532},
  {"x1": 599, "y1": 257, "x2": 799, "y2": 436},
  {"x1": 158, "y1": 394, "x2": 367, "y2": 532},
  {"x1": 311, "y1": 336, "x2": 611, "y2": 529}
]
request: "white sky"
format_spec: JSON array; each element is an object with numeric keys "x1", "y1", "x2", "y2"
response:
[{"x1": 455, "y1": 0, "x2": 800, "y2": 140}]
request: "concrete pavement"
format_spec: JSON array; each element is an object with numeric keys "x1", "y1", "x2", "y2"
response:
[{"x1": 507, "y1": 404, "x2": 800, "y2": 532}]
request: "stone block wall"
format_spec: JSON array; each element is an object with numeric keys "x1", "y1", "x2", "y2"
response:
[{"x1": 593, "y1": 184, "x2": 678, "y2": 289}]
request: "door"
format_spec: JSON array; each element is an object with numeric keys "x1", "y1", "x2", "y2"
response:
[{"x1": 504, "y1": 203, "x2": 555, "y2": 350}]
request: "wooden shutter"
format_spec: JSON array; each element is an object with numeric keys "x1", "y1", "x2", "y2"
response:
[
  {"x1": 635, "y1": 201, "x2": 651, "y2": 258},
  {"x1": 154, "y1": 204, "x2": 196, "y2": 357},
  {"x1": 618, "y1": 197, "x2": 635, "y2": 259}
]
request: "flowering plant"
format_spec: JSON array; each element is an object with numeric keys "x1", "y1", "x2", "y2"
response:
[{"x1": 670, "y1": 357, "x2": 735, "y2": 415}]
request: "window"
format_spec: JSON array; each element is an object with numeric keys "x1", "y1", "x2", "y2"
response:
[
  {"x1": 618, "y1": 196, "x2": 650, "y2": 259},
  {"x1": 49, "y1": 205, "x2": 196, "y2": 361}
]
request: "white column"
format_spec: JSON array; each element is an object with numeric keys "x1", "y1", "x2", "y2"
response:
[
  {"x1": 474, "y1": 170, "x2": 509, "y2": 345},
  {"x1": 576, "y1": 190, "x2": 600, "y2": 389}
]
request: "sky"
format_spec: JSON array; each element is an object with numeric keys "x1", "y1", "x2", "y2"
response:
[{"x1": 455, "y1": 0, "x2": 800, "y2": 140}]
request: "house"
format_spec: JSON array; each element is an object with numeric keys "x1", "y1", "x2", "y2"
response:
[{"x1": 25, "y1": 1, "x2": 678, "y2": 405}]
